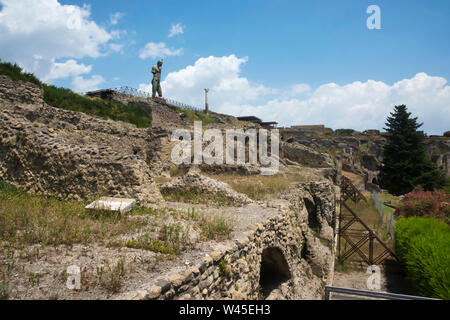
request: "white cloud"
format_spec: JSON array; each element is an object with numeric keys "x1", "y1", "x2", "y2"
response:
[
  {"x1": 138, "y1": 42, "x2": 183, "y2": 59},
  {"x1": 109, "y1": 43, "x2": 124, "y2": 53},
  {"x1": 235, "y1": 73, "x2": 450, "y2": 135},
  {"x1": 139, "y1": 55, "x2": 450, "y2": 135},
  {"x1": 110, "y1": 29, "x2": 127, "y2": 40},
  {"x1": 168, "y1": 23, "x2": 184, "y2": 38},
  {"x1": 72, "y1": 75, "x2": 105, "y2": 93},
  {"x1": 0, "y1": 0, "x2": 111, "y2": 81},
  {"x1": 289, "y1": 84, "x2": 312, "y2": 97},
  {"x1": 110, "y1": 12, "x2": 123, "y2": 25},
  {"x1": 42, "y1": 59, "x2": 92, "y2": 81},
  {"x1": 139, "y1": 55, "x2": 273, "y2": 107}
]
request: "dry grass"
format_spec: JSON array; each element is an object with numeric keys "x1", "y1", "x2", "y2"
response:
[
  {"x1": 161, "y1": 189, "x2": 239, "y2": 206},
  {"x1": 96, "y1": 257, "x2": 126, "y2": 293},
  {"x1": 207, "y1": 172, "x2": 309, "y2": 201},
  {"x1": 0, "y1": 180, "x2": 152, "y2": 246},
  {"x1": 342, "y1": 171, "x2": 365, "y2": 186}
]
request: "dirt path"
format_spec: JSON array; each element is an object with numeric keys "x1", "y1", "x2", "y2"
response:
[{"x1": 332, "y1": 263, "x2": 413, "y2": 295}]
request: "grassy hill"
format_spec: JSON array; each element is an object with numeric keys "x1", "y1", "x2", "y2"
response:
[{"x1": 0, "y1": 61, "x2": 152, "y2": 128}]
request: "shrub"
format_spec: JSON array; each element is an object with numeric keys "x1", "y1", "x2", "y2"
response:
[
  {"x1": 43, "y1": 85, "x2": 152, "y2": 128},
  {"x1": 394, "y1": 186, "x2": 450, "y2": 224},
  {"x1": 395, "y1": 217, "x2": 450, "y2": 299},
  {"x1": 335, "y1": 129, "x2": 355, "y2": 136}
]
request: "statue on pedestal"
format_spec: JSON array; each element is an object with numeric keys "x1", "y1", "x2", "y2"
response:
[{"x1": 152, "y1": 59, "x2": 163, "y2": 98}]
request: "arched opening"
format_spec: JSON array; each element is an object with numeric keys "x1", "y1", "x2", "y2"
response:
[
  {"x1": 372, "y1": 177, "x2": 378, "y2": 185},
  {"x1": 259, "y1": 247, "x2": 291, "y2": 298},
  {"x1": 304, "y1": 197, "x2": 320, "y2": 231}
]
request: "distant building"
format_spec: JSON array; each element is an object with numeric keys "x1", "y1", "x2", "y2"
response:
[
  {"x1": 363, "y1": 129, "x2": 380, "y2": 136},
  {"x1": 236, "y1": 116, "x2": 278, "y2": 129}
]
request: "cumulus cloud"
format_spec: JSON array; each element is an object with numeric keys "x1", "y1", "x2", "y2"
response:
[
  {"x1": 139, "y1": 55, "x2": 273, "y2": 106},
  {"x1": 234, "y1": 73, "x2": 450, "y2": 135},
  {"x1": 138, "y1": 42, "x2": 183, "y2": 59},
  {"x1": 139, "y1": 55, "x2": 450, "y2": 135},
  {"x1": 42, "y1": 59, "x2": 92, "y2": 82},
  {"x1": 0, "y1": 0, "x2": 111, "y2": 81},
  {"x1": 72, "y1": 75, "x2": 105, "y2": 93},
  {"x1": 168, "y1": 23, "x2": 184, "y2": 38}
]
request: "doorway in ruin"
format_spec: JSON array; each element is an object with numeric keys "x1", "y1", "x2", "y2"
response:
[{"x1": 259, "y1": 247, "x2": 291, "y2": 298}]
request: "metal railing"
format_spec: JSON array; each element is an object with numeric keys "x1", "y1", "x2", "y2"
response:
[
  {"x1": 324, "y1": 286, "x2": 439, "y2": 300},
  {"x1": 110, "y1": 86, "x2": 203, "y2": 112},
  {"x1": 372, "y1": 191, "x2": 396, "y2": 240}
]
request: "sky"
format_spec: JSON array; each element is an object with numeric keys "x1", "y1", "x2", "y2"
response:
[{"x1": 0, "y1": 0, "x2": 449, "y2": 134}]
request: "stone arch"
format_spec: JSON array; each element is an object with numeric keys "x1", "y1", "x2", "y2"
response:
[
  {"x1": 259, "y1": 247, "x2": 291, "y2": 298},
  {"x1": 372, "y1": 177, "x2": 378, "y2": 185}
]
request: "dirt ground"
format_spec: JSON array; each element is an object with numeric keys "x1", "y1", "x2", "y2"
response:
[{"x1": 332, "y1": 262, "x2": 413, "y2": 295}]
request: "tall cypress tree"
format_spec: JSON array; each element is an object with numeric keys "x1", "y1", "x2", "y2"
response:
[{"x1": 379, "y1": 105, "x2": 445, "y2": 195}]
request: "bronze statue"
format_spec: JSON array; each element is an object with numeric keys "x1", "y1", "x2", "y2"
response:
[{"x1": 152, "y1": 59, "x2": 163, "y2": 98}]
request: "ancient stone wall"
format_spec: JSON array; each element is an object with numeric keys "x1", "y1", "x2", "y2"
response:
[
  {"x1": 0, "y1": 76, "x2": 165, "y2": 205},
  {"x1": 86, "y1": 89, "x2": 185, "y2": 129},
  {"x1": 121, "y1": 180, "x2": 340, "y2": 300}
]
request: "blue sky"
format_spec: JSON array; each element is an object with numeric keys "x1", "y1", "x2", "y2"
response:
[{"x1": 1, "y1": 0, "x2": 449, "y2": 134}]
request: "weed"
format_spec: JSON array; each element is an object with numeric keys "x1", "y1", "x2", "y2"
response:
[
  {"x1": 0, "y1": 280, "x2": 11, "y2": 300},
  {"x1": 98, "y1": 257, "x2": 126, "y2": 293},
  {"x1": 218, "y1": 259, "x2": 231, "y2": 278}
]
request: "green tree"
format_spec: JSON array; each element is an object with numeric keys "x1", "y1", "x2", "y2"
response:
[{"x1": 379, "y1": 105, "x2": 445, "y2": 195}]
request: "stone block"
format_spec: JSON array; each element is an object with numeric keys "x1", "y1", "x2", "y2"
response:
[{"x1": 85, "y1": 197, "x2": 136, "y2": 213}]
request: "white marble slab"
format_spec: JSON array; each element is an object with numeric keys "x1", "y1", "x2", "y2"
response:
[{"x1": 85, "y1": 197, "x2": 136, "y2": 213}]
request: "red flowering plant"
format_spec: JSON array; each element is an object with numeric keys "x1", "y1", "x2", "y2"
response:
[{"x1": 394, "y1": 186, "x2": 450, "y2": 224}]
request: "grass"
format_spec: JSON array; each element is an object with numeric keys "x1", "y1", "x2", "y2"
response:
[
  {"x1": 161, "y1": 189, "x2": 241, "y2": 206},
  {"x1": 174, "y1": 107, "x2": 214, "y2": 125},
  {"x1": 0, "y1": 280, "x2": 10, "y2": 300},
  {"x1": 377, "y1": 192, "x2": 401, "y2": 215},
  {"x1": 0, "y1": 180, "x2": 148, "y2": 246},
  {"x1": 96, "y1": 257, "x2": 126, "y2": 293},
  {"x1": 207, "y1": 172, "x2": 308, "y2": 201},
  {"x1": 198, "y1": 212, "x2": 235, "y2": 241},
  {"x1": 0, "y1": 60, "x2": 152, "y2": 128},
  {"x1": 337, "y1": 196, "x2": 395, "y2": 266},
  {"x1": 342, "y1": 171, "x2": 365, "y2": 186}
]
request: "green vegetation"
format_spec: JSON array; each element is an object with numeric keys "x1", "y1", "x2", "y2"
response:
[
  {"x1": 335, "y1": 128, "x2": 355, "y2": 136},
  {"x1": 0, "y1": 61, "x2": 151, "y2": 128},
  {"x1": 0, "y1": 61, "x2": 42, "y2": 86},
  {"x1": 395, "y1": 217, "x2": 450, "y2": 299},
  {"x1": 43, "y1": 85, "x2": 152, "y2": 128},
  {"x1": 161, "y1": 189, "x2": 239, "y2": 206},
  {"x1": 394, "y1": 186, "x2": 449, "y2": 223},
  {"x1": 379, "y1": 105, "x2": 445, "y2": 195},
  {"x1": 0, "y1": 280, "x2": 10, "y2": 300},
  {"x1": 209, "y1": 173, "x2": 308, "y2": 201},
  {"x1": 199, "y1": 213, "x2": 234, "y2": 241},
  {"x1": 218, "y1": 259, "x2": 231, "y2": 277},
  {"x1": 0, "y1": 179, "x2": 147, "y2": 246},
  {"x1": 96, "y1": 257, "x2": 126, "y2": 293},
  {"x1": 175, "y1": 107, "x2": 214, "y2": 125}
]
